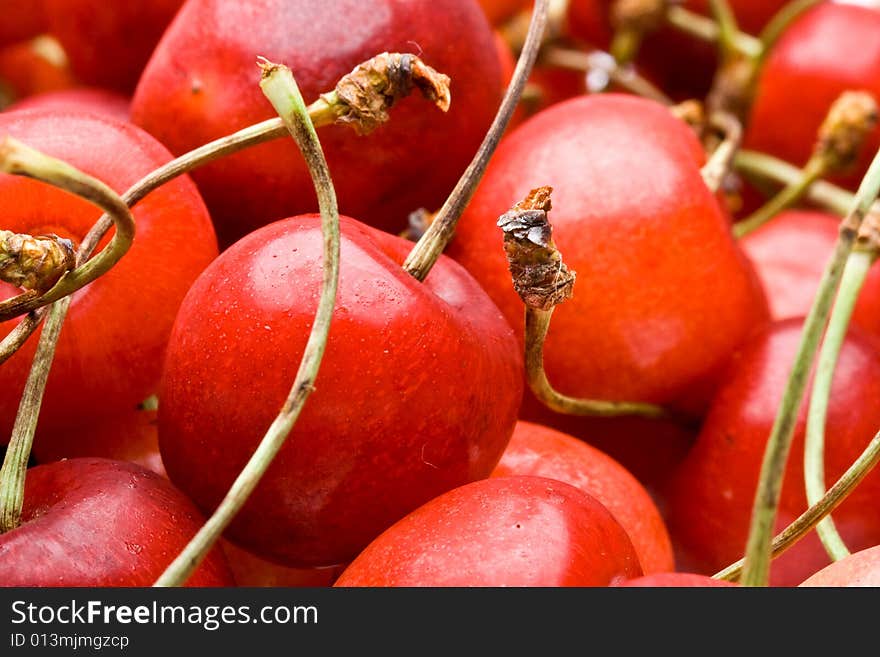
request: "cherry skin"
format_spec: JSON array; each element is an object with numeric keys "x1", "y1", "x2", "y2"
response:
[
  {"x1": 666, "y1": 318, "x2": 880, "y2": 586},
  {"x1": 131, "y1": 0, "x2": 503, "y2": 247},
  {"x1": 740, "y1": 209, "x2": 880, "y2": 335},
  {"x1": 799, "y1": 544, "x2": 880, "y2": 587},
  {"x1": 7, "y1": 88, "x2": 130, "y2": 121},
  {"x1": 0, "y1": 111, "x2": 218, "y2": 460},
  {"x1": 449, "y1": 94, "x2": 769, "y2": 411},
  {"x1": 41, "y1": 0, "x2": 185, "y2": 94},
  {"x1": 616, "y1": 573, "x2": 737, "y2": 587},
  {"x1": 0, "y1": 39, "x2": 76, "y2": 105},
  {"x1": 479, "y1": 0, "x2": 529, "y2": 24},
  {"x1": 0, "y1": 458, "x2": 233, "y2": 586},
  {"x1": 745, "y1": 2, "x2": 880, "y2": 189},
  {"x1": 0, "y1": 0, "x2": 47, "y2": 49},
  {"x1": 334, "y1": 475, "x2": 643, "y2": 587},
  {"x1": 492, "y1": 420, "x2": 675, "y2": 574},
  {"x1": 158, "y1": 214, "x2": 523, "y2": 568},
  {"x1": 221, "y1": 541, "x2": 345, "y2": 587}
]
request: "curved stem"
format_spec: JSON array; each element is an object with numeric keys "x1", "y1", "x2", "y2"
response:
[
  {"x1": 526, "y1": 307, "x2": 674, "y2": 420},
  {"x1": 733, "y1": 156, "x2": 827, "y2": 238},
  {"x1": 715, "y1": 427, "x2": 880, "y2": 582},
  {"x1": 401, "y1": 0, "x2": 550, "y2": 282},
  {"x1": 739, "y1": 148, "x2": 880, "y2": 587},
  {"x1": 701, "y1": 111, "x2": 743, "y2": 193},
  {"x1": 804, "y1": 249, "x2": 876, "y2": 561},
  {"x1": 757, "y1": 0, "x2": 822, "y2": 68},
  {"x1": 154, "y1": 60, "x2": 341, "y2": 587},
  {"x1": 0, "y1": 309, "x2": 48, "y2": 367},
  {"x1": 665, "y1": 5, "x2": 762, "y2": 59}
]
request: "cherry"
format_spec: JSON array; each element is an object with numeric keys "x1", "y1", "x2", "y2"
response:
[
  {"x1": 7, "y1": 88, "x2": 130, "y2": 121},
  {"x1": 221, "y1": 541, "x2": 345, "y2": 587},
  {"x1": 617, "y1": 573, "x2": 737, "y2": 587},
  {"x1": 0, "y1": 39, "x2": 76, "y2": 105},
  {"x1": 41, "y1": 0, "x2": 185, "y2": 94},
  {"x1": 799, "y1": 544, "x2": 880, "y2": 587},
  {"x1": 740, "y1": 209, "x2": 880, "y2": 335},
  {"x1": 130, "y1": 0, "x2": 503, "y2": 247},
  {"x1": 449, "y1": 94, "x2": 769, "y2": 411},
  {"x1": 666, "y1": 318, "x2": 880, "y2": 586},
  {"x1": 333, "y1": 475, "x2": 643, "y2": 586},
  {"x1": 0, "y1": 458, "x2": 233, "y2": 586},
  {"x1": 480, "y1": 0, "x2": 530, "y2": 24},
  {"x1": 492, "y1": 420, "x2": 674, "y2": 574},
  {"x1": 0, "y1": 111, "x2": 218, "y2": 461},
  {"x1": 745, "y1": 2, "x2": 880, "y2": 190},
  {"x1": 158, "y1": 214, "x2": 522, "y2": 568},
  {"x1": 0, "y1": 1, "x2": 47, "y2": 49}
]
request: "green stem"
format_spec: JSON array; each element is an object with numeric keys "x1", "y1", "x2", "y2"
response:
[
  {"x1": 739, "y1": 147, "x2": 880, "y2": 587},
  {"x1": 804, "y1": 248, "x2": 876, "y2": 561},
  {"x1": 708, "y1": 0, "x2": 739, "y2": 63},
  {"x1": 715, "y1": 427, "x2": 880, "y2": 582},
  {"x1": 154, "y1": 60, "x2": 341, "y2": 587},
  {"x1": 665, "y1": 5, "x2": 762, "y2": 59},
  {"x1": 733, "y1": 156, "x2": 827, "y2": 238},
  {"x1": 757, "y1": 0, "x2": 823, "y2": 68},
  {"x1": 401, "y1": 0, "x2": 550, "y2": 282}
]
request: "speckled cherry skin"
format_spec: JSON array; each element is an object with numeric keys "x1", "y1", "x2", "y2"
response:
[
  {"x1": 740, "y1": 210, "x2": 880, "y2": 334},
  {"x1": 666, "y1": 319, "x2": 880, "y2": 586},
  {"x1": 449, "y1": 94, "x2": 769, "y2": 410},
  {"x1": 158, "y1": 214, "x2": 523, "y2": 568},
  {"x1": 800, "y1": 544, "x2": 880, "y2": 587},
  {"x1": 0, "y1": 111, "x2": 218, "y2": 459},
  {"x1": 8, "y1": 88, "x2": 130, "y2": 121},
  {"x1": 746, "y1": 3, "x2": 880, "y2": 189},
  {"x1": 334, "y1": 475, "x2": 643, "y2": 587},
  {"x1": 493, "y1": 421, "x2": 674, "y2": 574},
  {"x1": 42, "y1": 0, "x2": 185, "y2": 93},
  {"x1": 131, "y1": 0, "x2": 502, "y2": 247},
  {"x1": 0, "y1": 458, "x2": 233, "y2": 587},
  {"x1": 617, "y1": 573, "x2": 737, "y2": 587}
]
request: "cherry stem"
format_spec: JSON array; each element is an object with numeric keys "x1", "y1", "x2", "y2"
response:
[
  {"x1": 0, "y1": 137, "x2": 135, "y2": 323},
  {"x1": 664, "y1": 5, "x2": 761, "y2": 59},
  {"x1": 154, "y1": 60, "x2": 341, "y2": 588},
  {"x1": 739, "y1": 147, "x2": 880, "y2": 587},
  {"x1": 701, "y1": 111, "x2": 743, "y2": 193},
  {"x1": 0, "y1": 143, "x2": 135, "y2": 534},
  {"x1": 714, "y1": 426, "x2": 880, "y2": 582},
  {"x1": 0, "y1": 53, "x2": 444, "y2": 363},
  {"x1": 805, "y1": 246, "x2": 878, "y2": 562},
  {"x1": 708, "y1": 0, "x2": 739, "y2": 63},
  {"x1": 609, "y1": 0, "x2": 669, "y2": 66},
  {"x1": 757, "y1": 0, "x2": 822, "y2": 68},
  {"x1": 539, "y1": 47, "x2": 672, "y2": 105},
  {"x1": 401, "y1": 0, "x2": 550, "y2": 283}
]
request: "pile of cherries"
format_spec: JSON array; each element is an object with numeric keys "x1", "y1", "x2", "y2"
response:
[{"x1": 1, "y1": 0, "x2": 879, "y2": 588}]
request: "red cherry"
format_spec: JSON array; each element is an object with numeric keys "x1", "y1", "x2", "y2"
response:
[
  {"x1": 740, "y1": 209, "x2": 880, "y2": 334},
  {"x1": 130, "y1": 0, "x2": 503, "y2": 246},
  {"x1": 0, "y1": 458, "x2": 233, "y2": 586},
  {"x1": 745, "y1": 2, "x2": 880, "y2": 189},
  {"x1": 666, "y1": 318, "x2": 880, "y2": 586},
  {"x1": 41, "y1": 0, "x2": 186, "y2": 94},
  {"x1": 449, "y1": 94, "x2": 769, "y2": 410},
  {"x1": 221, "y1": 541, "x2": 345, "y2": 587},
  {"x1": 7, "y1": 88, "x2": 130, "y2": 121},
  {"x1": 0, "y1": 111, "x2": 218, "y2": 460},
  {"x1": 0, "y1": 40, "x2": 76, "y2": 102},
  {"x1": 799, "y1": 544, "x2": 880, "y2": 587},
  {"x1": 617, "y1": 572, "x2": 738, "y2": 587},
  {"x1": 158, "y1": 215, "x2": 523, "y2": 567},
  {"x1": 334, "y1": 475, "x2": 643, "y2": 586},
  {"x1": 0, "y1": 0, "x2": 47, "y2": 49},
  {"x1": 479, "y1": 0, "x2": 530, "y2": 24},
  {"x1": 492, "y1": 421, "x2": 675, "y2": 574}
]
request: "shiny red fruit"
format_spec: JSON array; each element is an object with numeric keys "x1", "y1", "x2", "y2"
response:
[
  {"x1": 800, "y1": 544, "x2": 880, "y2": 587},
  {"x1": 492, "y1": 421, "x2": 674, "y2": 574},
  {"x1": 666, "y1": 318, "x2": 880, "y2": 586},
  {"x1": 334, "y1": 475, "x2": 643, "y2": 586},
  {"x1": 7, "y1": 87, "x2": 130, "y2": 121},
  {"x1": 131, "y1": 0, "x2": 502, "y2": 246},
  {"x1": 221, "y1": 541, "x2": 345, "y2": 588},
  {"x1": 617, "y1": 573, "x2": 737, "y2": 587},
  {"x1": 0, "y1": 458, "x2": 232, "y2": 586},
  {"x1": 158, "y1": 215, "x2": 523, "y2": 567},
  {"x1": 479, "y1": 0, "x2": 529, "y2": 24},
  {"x1": 0, "y1": 0, "x2": 47, "y2": 49},
  {"x1": 42, "y1": 0, "x2": 185, "y2": 93},
  {"x1": 0, "y1": 111, "x2": 218, "y2": 458},
  {"x1": 449, "y1": 94, "x2": 769, "y2": 410},
  {"x1": 745, "y1": 2, "x2": 880, "y2": 189},
  {"x1": 740, "y1": 209, "x2": 880, "y2": 334},
  {"x1": 0, "y1": 39, "x2": 76, "y2": 104}
]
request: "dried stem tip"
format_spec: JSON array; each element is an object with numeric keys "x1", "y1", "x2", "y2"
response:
[
  {"x1": 815, "y1": 91, "x2": 879, "y2": 173},
  {"x1": 319, "y1": 52, "x2": 451, "y2": 135},
  {"x1": 0, "y1": 230, "x2": 75, "y2": 291},
  {"x1": 856, "y1": 208, "x2": 880, "y2": 255},
  {"x1": 611, "y1": 0, "x2": 669, "y2": 33},
  {"x1": 498, "y1": 186, "x2": 576, "y2": 311}
]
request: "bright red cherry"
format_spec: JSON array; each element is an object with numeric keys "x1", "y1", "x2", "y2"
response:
[
  {"x1": 799, "y1": 544, "x2": 880, "y2": 587},
  {"x1": 0, "y1": 111, "x2": 218, "y2": 460},
  {"x1": 7, "y1": 88, "x2": 130, "y2": 121},
  {"x1": 617, "y1": 573, "x2": 738, "y2": 587},
  {"x1": 0, "y1": 1, "x2": 47, "y2": 49},
  {"x1": 334, "y1": 475, "x2": 643, "y2": 586},
  {"x1": 479, "y1": 0, "x2": 529, "y2": 24},
  {"x1": 745, "y1": 2, "x2": 880, "y2": 189},
  {"x1": 449, "y1": 94, "x2": 769, "y2": 411},
  {"x1": 492, "y1": 421, "x2": 675, "y2": 574},
  {"x1": 666, "y1": 318, "x2": 880, "y2": 586},
  {"x1": 0, "y1": 458, "x2": 233, "y2": 586},
  {"x1": 131, "y1": 0, "x2": 503, "y2": 246},
  {"x1": 158, "y1": 215, "x2": 523, "y2": 568}
]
